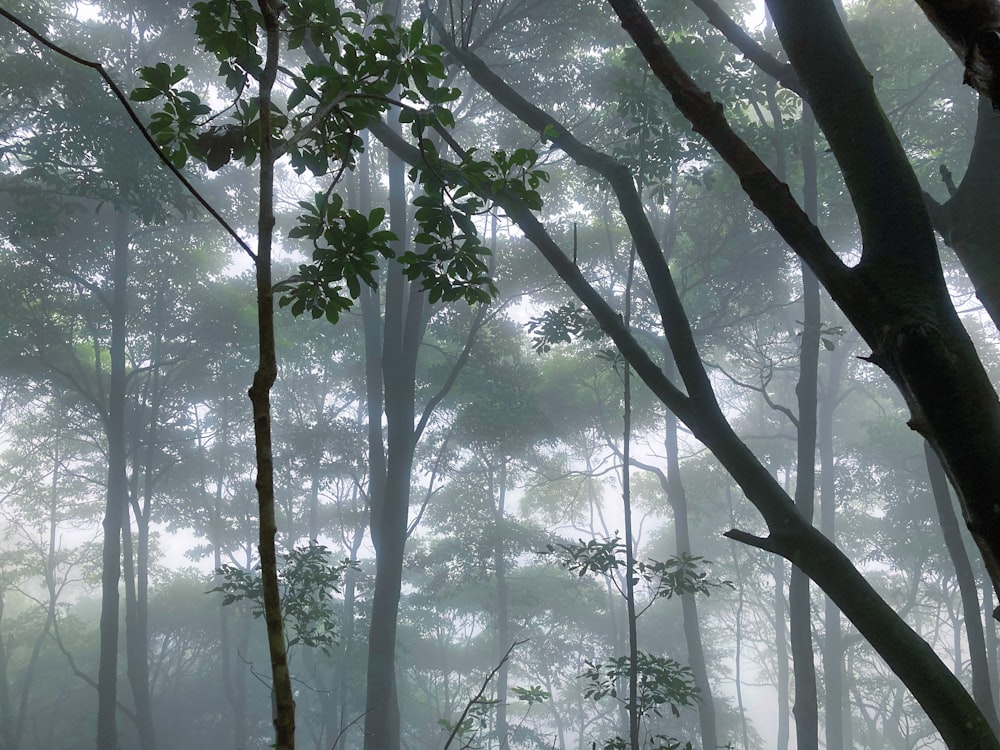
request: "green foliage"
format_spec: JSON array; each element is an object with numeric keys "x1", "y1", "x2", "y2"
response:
[
  {"x1": 510, "y1": 684, "x2": 551, "y2": 706},
  {"x1": 130, "y1": 0, "x2": 517, "y2": 313},
  {"x1": 544, "y1": 537, "x2": 729, "y2": 605},
  {"x1": 400, "y1": 139, "x2": 549, "y2": 305},
  {"x1": 277, "y1": 196, "x2": 396, "y2": 323},
  {"x1": 582, "y1": 651, "x2": 699, "y2": 720},
  {"x1": 211, "y1": 543, "x2": 357, "y2": 655},
  {"x1": 437, "y1": 696, "x2": 500, "y2": 741},
  {"x1": 526, "y1": 303, "x2": 604, "y2": 353}
]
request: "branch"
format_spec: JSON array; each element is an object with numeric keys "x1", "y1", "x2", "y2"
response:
[
  {"x1": 0, "y1": 8, "x2": 256, "y2": 260},
  {"x1": 443, "y1": 639, "x2": 526, "y2": 750},
  {"x1": 605, "y1": 0, "x2": 848, "y2": 293},
  {"x1": 723, "y1": 527, "x2": 779, "y2": 554},
  {"x1": 689, "y1": 0, "x2": 805, "y2": 96},
  {"x1": 414, "y1": 305, "x2": 487, "y2": 444}
]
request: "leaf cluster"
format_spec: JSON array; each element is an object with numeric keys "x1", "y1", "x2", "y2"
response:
[
  {"x1": 581, "y1": 651, "x2": 699, "y2": 718},
  {"x1": 544, "y1": 537, "x2": 728, "y2": 607},
  {"x1": 211, "y1": 543, "x2": 357, "y2": 655}
]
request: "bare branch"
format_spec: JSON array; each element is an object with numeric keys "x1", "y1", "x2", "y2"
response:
[{"x1": 0, "y1": 7, "x2": 256, "y2": 260}]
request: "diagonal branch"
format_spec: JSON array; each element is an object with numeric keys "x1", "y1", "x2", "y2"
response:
[
  {"x1": 0, "y1": 7, "x2": 255, "y2": 260},
  {"x1": 605, "y1": 0, "x2": 848, "y2": 295},
  {"x1": 689, "y1": 0, "x2": 805, "y2": 96}
]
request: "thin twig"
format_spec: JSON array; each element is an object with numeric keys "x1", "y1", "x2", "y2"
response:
[
  {"x1": 0, "y1": 8, "x2": 256, "y2": 259},
  {"x1": 443, "y1": 639, "x2": 527, "y2": 750}
]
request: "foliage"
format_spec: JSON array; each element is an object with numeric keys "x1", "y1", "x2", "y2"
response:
[
  {"x1": 582, "y1": 652, "x2": 699, "y2": 732},
  {"x1": 544, "y1": 537, "x2": 729, "y2": 608},
  {"x1": 127, "y1": 0, "x2": 557, "y2": 320},
  {"x1": 526, "y1": 303, "x2": 604, "y2": 354},
  {"x1": 211, "y1": 543, "x2": 356, "y2": 654}
]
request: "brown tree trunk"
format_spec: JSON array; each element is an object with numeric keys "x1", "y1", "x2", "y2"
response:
[{"x1": 248, "y1": 2, "x2": 295, "y2": 747}]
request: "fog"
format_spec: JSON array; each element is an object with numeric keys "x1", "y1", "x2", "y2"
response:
[{"x1": 0, "y1": 1, "x2": 998, "y2": 750}]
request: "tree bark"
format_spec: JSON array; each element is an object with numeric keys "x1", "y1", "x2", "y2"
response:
[
  {"x1": 248, "y1": 2, "x2": 295, "y2": 747},
  {"x1": 789, "y1": 107, "x2": 820, "y2": 750},
  {"x1": 362, "y1": 95, "x2": 427, "y2": 750},
  {"x1": 925, "y1": 441, "x2": 1000, "y2": 731},
  {"x1": 926, "y1": 99, "x2": 1000, "y2": 334},
  {"x1": 609, "y1": 0, "x2": 1000, "y2": 615}
]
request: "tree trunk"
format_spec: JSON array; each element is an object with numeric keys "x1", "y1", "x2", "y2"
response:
[
  {"x1": 789, "y1": 108, "x2": 821, "y2": 750},
  {"x1": 97, "y1": 207, "x2": 129, "y2": 750},
  {"x1": 493, "y1": 460, "x2": 511, "y2": 750},
  {"x1": 925, "y1": 441, "x2": 1000, "y2": 731},
  {"x1": 819, "y1": 342, "x2": 849, "y2": 750},
  {"x1": 362, "y1": 98, "x2": 427, "y2": 749},
  {"x1": 662, "y1": 359, "x2": 718, "y2": 750},
  {"x1": 248, "y1": 3, "x2": 295, "y2": 747},
  {"x1": 925, "y1": 99, "x2": 1000, "y2": 333}
]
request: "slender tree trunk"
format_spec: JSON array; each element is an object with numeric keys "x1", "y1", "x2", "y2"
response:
[
  {"x1": 621, "y1": 363, "x2": 640, "y2": 750},
  {"x1": 819, "y1": 341, "x2": 848, "y2": 750},
  {"x1": 493, "y1": 460, "x2": 511, "y2": 750},
  {"x1": 774, "y1": 554, "x2": 790, "y2": 750},
  {"x1": 363, "y1": 89, "x2": 427, "y2": 748},
  {"x1": 663, "y1": 358, "x2": 718, "y2": 750},
  {"x1": 789, "y1": 107, "x2": 821, "y2": 750},
  {"x1": 249, "y1": 3, "x2": 294, "y2": 746},
  {"x1": 121, "y1": 508, "x2": 155, "y2": 750},
  {"x1": 725, "y1": 482, "x2": 752, "y2": 750},
  {"x1": 0, "y1": 590, "x2": 12, "y2": 750},
  {"x1": 123, "y1": 319, "x2": 162, "y2": 750},
  {"x1": 925, "y1": 442, "x2": 1000, "y2": 731},
  {"x1": 97, "y1": 208, "x2": 130, "y2": 750}
]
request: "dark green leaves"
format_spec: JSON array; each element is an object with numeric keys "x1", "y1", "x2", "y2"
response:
[
  {"x1": 211, "y1": 544, "x2": 357, "y2": 655},
  {"x1": 582, "y1": 652, "x2": 699, "y2": 718},
  {"x1": 277, "y1": 195, "x2": 396, "y2": 324}
]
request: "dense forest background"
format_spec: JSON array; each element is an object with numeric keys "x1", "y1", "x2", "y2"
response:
[{"x1": 1, "y1": 0, "x2": 999, "y2": 749}]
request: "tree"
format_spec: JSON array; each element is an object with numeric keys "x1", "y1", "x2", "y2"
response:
[{"x1": 365, "y1": 1, "x2": 1000, "y2": 744}]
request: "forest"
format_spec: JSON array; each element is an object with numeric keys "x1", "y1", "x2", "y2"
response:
[{"x1": 2, "y1": 0, "x2": 1000, "y2": 749}]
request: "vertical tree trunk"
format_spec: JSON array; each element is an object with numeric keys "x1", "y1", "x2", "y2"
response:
[
  {"x1": 97, "y1": 208, "x2": 130, "y2": 750},
  {"x1": 774, "y1": 554, "x2": 790, "y2": 750},
  {"x1": 663, "y1": 358, "x2": 718, "y2": 750},
  {"x1": 121, "y1": 510, "x2": 155, "y2": 750},
  {"x1": 789, "y1": 108, "x2": 821, "y2": 750},
  {"x1": 249, "y1": 3, "x2": 295, "y2": 747},
  {"x1": 925, "y1": 442, "x2": 999, "y2": 731},
  {"x1": 0, "y1": 591, "x2": 12, "y2": 750},
  {"x1": 362, "y1": 82, "x2": 428, "y2": 748},
  {"x1": 819, "y1": 342, "x2": 849, "y2": 750},
  {"x1": 493, "y1": 460, "x2": 511, "y2": 750},
  {"x1": 123, "y1": 315, "x2": 162, "y2": 750}
]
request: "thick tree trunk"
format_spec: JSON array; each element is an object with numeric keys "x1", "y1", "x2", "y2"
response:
[{"x1": 926, "y1": 99, "x2": 1000, "y2": 333}]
